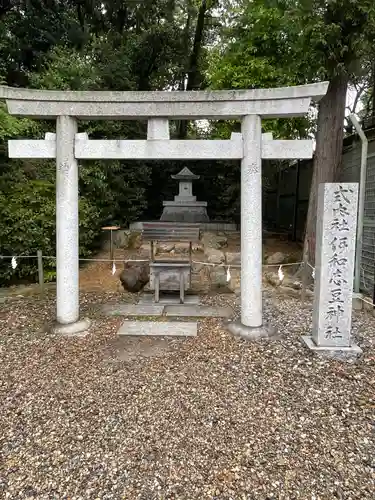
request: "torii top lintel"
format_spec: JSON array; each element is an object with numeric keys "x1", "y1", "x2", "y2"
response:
[{"x1": 0, "y1": 82, "x2": 328, "y2": 120}]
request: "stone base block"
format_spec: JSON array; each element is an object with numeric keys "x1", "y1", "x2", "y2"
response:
[
  {"x1": 226, "y1": 321, "x2": 278, "y2": 340},
  {"x1": 160, "y1": 205, "x2": 209, "y2": 223},
  {"x1": 52, "y1": 318, "x2": 91, "y2": 337},
  {"x1": 352, "y1": 293, "x2": 364, "y2": 311},
  {"x1": 301, "y1": 336, "x2": 362, "y2": 355},
  {"x1": 118, "y1": 320, "x2": 197, "y2": 337}
]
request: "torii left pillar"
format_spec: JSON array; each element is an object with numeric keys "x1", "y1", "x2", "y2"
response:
[{"x1": 55, "y1": 117, "x2": 90, "y2": 335}]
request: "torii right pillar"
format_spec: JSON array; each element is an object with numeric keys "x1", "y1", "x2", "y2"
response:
[
  {"x1": 227, "y1": 115, "x2": 268, "y2": 339},
  {"x1": 228, "y1": 109, "x2": 323, "y2": 340},
  {"x1": 241, "y1": 115, "x2": 263, "y2": 328}
]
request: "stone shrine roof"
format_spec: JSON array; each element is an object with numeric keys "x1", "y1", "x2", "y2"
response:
[{"x1": 171, "y1": 167, "x2": 200, "y2": 180}]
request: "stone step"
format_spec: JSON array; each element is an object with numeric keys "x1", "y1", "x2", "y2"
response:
[
  {"x1": 101, "y1": 304, "x2": 164, "y2": 316},
  {"x1": 164, "y1": 304, "x2": 233, "y2": 318},
  {"x1": 138, "y1": 293, "x2": 200, "y2": 305},
  {"x1": 118, "y1": 320, "x2": 197, "y2": 337}
]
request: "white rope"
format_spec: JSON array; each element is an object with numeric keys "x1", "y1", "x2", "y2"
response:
[
  {"x1": 278, "y1": 265, "x2": 284, "y2": 283},
  {"x1": 191, "y1": 260, "x2": 304, "y2": 268},
  {"x1": 361, "y1": 296, "x2": 374, "y2": 307},
  {"x1": 0, "y1": 255, "x2": 149, "y2": 263}
]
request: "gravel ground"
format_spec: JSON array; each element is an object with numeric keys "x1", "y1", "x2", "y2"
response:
[{"x1": 0, "y1": 289, "x2": 374, "y2": 499}]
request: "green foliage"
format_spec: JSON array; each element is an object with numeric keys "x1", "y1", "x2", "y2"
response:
[
  {"x1": 207, "y1": 0, "x2": 375, "y2": 139},
  {"x1": 2, "y1": 0, "x2": 374, "y2": 285},
  {"x1": 29, "y1": 46, "x2": 100, "y2": 91},
  {"x1": 0, "y1": 177, "x2": 103, "y2": 284}
]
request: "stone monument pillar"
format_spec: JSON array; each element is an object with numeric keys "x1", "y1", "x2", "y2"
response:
[
  {"x1": 160, "y1": 167, "x2": 209, "y2": 223},
  {"x1": 302, "y1": 183, "x2": 362, "y2": 354}
]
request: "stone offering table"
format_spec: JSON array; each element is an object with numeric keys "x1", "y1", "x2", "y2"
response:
[
  {"x1": 142, "y1": 222, "x2": 200, "y2": 303},
  {"x1": 149, "y1": 260, "x2": 191, "y2": 303}
]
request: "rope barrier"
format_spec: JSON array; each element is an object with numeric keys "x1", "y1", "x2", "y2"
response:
[
  {"x1": 1, "y1": 254, "x2": 311, "y2": 270},
  {"x1": 4, "y1": 253, "x2": 374, "y2": 306}
]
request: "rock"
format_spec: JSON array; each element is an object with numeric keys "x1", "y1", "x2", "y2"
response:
[
  {"x1": 201, "y1": 232, "x2": 228, "y2": 250},
  {"x1": 114, "y1": 230, "x2": 131, "y2": 249},
  {"x1": 204, "y1": 248, "x2": 225, "y2": 264},
  {"x1": 128, "y1": 231, "x2": 142, "y2": 249},
  {"x1": 227, "y1": 269, "x2": 241, "y2": 292},
  {"x1": 174, "y1": 242, "x2": 190, "y2": 254},
  {"x1": 265, "y1": 272, "x2": 281, "y2": 287},
  {"x1": 266, "y1": 272, "x2": 304, "y2": 291},
  {"x1": 139, "y1": 243, "x2": 151, "y2": 257},
  {"x1": 192, "y1": 242, "x2": 204, "y2": 252},
  {"x1": 193, "y1": 262, "x2": 205, "y2": 273},
  {"x1": 226, "y1": 251, "x2": 240, "y2": 265},
  {"x1": 266, "y1": 251, "x2": 288, "y2": 265},
  {"x1": 209, "y1": 267, "x2": 228, "y2": 287},
  {"x1": 119, "y1": 262, "x2": 150, "y2": 293},
  {"x1": 157, "y1": 243, "x2": 175, "y2": 253},
  {"x1": 277, "y1": 285, "x2": 314, "y2": 299}
]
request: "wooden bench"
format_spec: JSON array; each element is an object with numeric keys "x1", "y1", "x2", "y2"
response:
[{"x1": 142, "y1": 222, "x2": 200, "y2": 303}]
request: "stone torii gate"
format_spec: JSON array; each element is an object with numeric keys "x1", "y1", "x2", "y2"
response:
[{"x1": 0, "y1": 83, "x2": 328, "y2": 336}]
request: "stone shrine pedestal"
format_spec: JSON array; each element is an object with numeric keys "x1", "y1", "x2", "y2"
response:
[{"x1": 160, "y1": 167, "x2": 209, "y2": 223}]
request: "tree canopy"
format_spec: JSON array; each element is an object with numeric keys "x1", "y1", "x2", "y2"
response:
[{"x1": 1, "y1": 0, "x2": 375, "y2": 283}]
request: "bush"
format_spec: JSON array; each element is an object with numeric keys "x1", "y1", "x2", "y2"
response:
[{"x1": 0, "y1": 177, "x2": 103, "y2": 285}]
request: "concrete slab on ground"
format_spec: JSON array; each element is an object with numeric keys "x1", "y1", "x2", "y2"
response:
[
  {"x1": 164, "y1": 304, "x2": 233, "y2": 318},
  {"x1": 138, "y1": 294, "x2": 200, "y2": 305},
  {"x1": 101, "y1": 304, "x2": 164, "y2": 316},
  {"x1": 118, "y1": 321, "x2": 197, "y2": 337}
]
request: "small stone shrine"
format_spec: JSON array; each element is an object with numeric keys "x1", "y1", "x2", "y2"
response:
[{"x1": 160, "y1": 167, "x2": 209, "y2": 223}]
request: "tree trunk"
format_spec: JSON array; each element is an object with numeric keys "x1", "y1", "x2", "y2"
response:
[
  {"x1": 304, "y1": 72, "x2": 349, "y2": 267},
  {"x1": 178, "y1": 0, "x2": 208, "y2": 139}
]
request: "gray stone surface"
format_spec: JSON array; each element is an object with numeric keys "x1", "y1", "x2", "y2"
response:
[
  {"x1": 352, "y1": 293, "x2": 364, "y2": 311},
  {"x1": 1, "y1": 83, "x2": 328, "y2": 119},
  {"x1": 266, "y1": 252, "x2": 288, "y2": 265},
  {"x1": 147, "y1": 117, "x2": 169, "y2": 140},
  {"x1": 138, "y1": 294, "x2": 200, "y2": 305},
  {"x1": 52, "y1": 318, "x2": 91, "y2": 337},
  {"x1": 149, "y1": 261, "x2": 190, "y2": 291},
  {"x1": 204, "y1": 248, "x2": 225, "y2": 264},
  {"x1": 164, "y1": 305, "x2": 233, "y2": 318},
  {"x1": 160, "y1": 205, "x2": 209, "y2": 223},
  {"x1": 55, "y1": 116, "x2": 80, "y2": 325},
  {"x1": 226, "y1": 321, "x2": 278, "y2": 340},
  {"x1": 225, "y1": 251, "x2": 241, "y2": 265},
  {"x1": 101, "y1": 304, "x2": 164, "y2": 316},
  {"x1": 312, "y1": 183, "x2": 359, "y2": 348},
  {"x1": 118, "y1": 321, "x2": 197, "y2": 337},
  {"x1": 161, "y1": 167, "x2": 209, "y2": 223},
  {"x1": 0, "y1": 83, "x2": 329, "y2": 102},
  {"x1": 208, "y1": 267, "x2": 228, "y2": 287},
  {"x1": 301, "y1": 336, "x2": 362, "y2": 356},
  {"x1": 129, "y1": 221, "x2": 237, "y2": 232},
  {"x1": 240, "y1": 115, "x2": 263, "y2": 327},
  {"x1": 202, "y1": 232, "x2": 228, "y2": 250}
]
